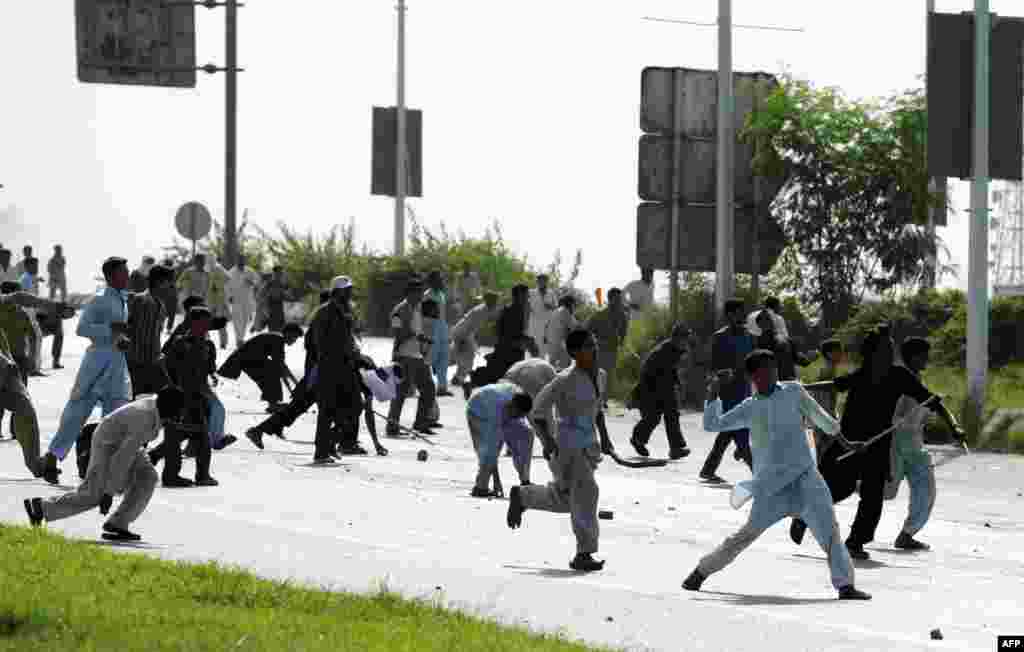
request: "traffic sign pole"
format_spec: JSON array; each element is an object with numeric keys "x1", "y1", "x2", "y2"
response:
[
  {"x1": 669, "y1": 69, "x2": 684, "y2": 322},
  {"x1": 224, "y1": 0, "x2": 239, "y2": 268},
  {"x1": 967, "y1": 0, "x2": 991, "y2": 438},
  {"x1": 715, "y1": 0, "x2": 735, "y2": 325},
  {"x1": 394, "y1": 0, "x2": 408, "y2": 256}
]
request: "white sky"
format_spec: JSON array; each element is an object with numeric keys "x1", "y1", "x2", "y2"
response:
[{"x1": 1, "y1": 0, "x2": 1020, "y2": 295}]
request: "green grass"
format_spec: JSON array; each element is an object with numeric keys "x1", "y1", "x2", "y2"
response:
[
  {"x1": 0, "y1": 525, "x2": 609, "y2": 652},
  {"x1": 798, "y1": 361, "x2": 1024, "y2": 453}
]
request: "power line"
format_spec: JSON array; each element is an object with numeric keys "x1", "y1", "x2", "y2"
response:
[{"x1": 640, "y1": 16, "x2": 805, "y2": 33}]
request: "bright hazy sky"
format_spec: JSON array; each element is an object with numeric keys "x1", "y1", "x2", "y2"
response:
[{"x1": 1, "y1": 0, "x2": 1020, "y2": 295}]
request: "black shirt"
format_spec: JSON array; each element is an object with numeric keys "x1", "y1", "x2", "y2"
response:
[
  {"x1": 834, "y1": 364, "x2": 934, "y2": 441},
  {"x1": 237, "y1": 332, "x2": 286, "y2": 366},
  {"x1": 496, "y1": 304, "x2": 527, "y2": 349}
]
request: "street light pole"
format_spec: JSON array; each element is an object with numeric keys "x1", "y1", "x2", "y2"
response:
[
  {"x1": 715, "y1": 0, "x2": 735, "y2": 324},
  {"x1": 224, "y1": 0, "x2": 239, "y2": 267},
  {"x1": 394, "y1": 0, "x2": 407, "y2": 256},
  {"x1": 966, "y1": 0, "x2": 991, "y2": 437}
]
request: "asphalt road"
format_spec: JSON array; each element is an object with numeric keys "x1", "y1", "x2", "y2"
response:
[{"x1": 2, "y1": 319, "x2": 1021, "y2": 651}]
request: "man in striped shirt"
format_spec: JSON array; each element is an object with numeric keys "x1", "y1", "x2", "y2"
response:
[{"x1": 126, "y1": 265, "x2": 173, "y2": 398}]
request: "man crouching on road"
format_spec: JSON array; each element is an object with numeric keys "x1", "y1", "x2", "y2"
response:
[
  {"x1": 24, "y1": 386, "x2": 186, "y2": 542},
  {"x1": 506, "y1": 328, "x2": 614, "y2": 573}
]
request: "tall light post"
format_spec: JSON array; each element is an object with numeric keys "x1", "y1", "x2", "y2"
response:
[
  {"x1": 394, "y1": 0, "x2": 408, "y2": 255},
  {"x1": 714, "y1": 0, "x2": 735, "y2": 323},
  {"x1": 224, "y1": 0, "x2": 239, "y2": 267}
]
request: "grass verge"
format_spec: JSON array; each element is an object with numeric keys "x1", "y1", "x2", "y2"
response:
[{"x1": 0, "y1": 525, "x2": 609, "y2": 652}]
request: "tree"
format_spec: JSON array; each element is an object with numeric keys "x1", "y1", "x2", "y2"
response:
[{"x1": 744, "y1": 76, "x2": 952, "y2": 328}]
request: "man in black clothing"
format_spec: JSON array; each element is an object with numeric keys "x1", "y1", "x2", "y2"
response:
[
  {"x1": 218, "y1": 324, "x2": 302, "y2": 410},
  {"x1": 36, "y1": 303, "x2": 67, "y2": 370},
  {"x1": 628, "y1": 323, "x2": 692, "y2": 460},
  {"x1": 470, "y1": 284, "x2": 538, "y2": 391},
  {"x1": 151, "y1": 306, "x2": 218, "y2": 487},
  {"x1": 126, "y1": 265, "x2": 172, "y2": 398},
  {"x1": 791, "y1": 324, "x2": 963, "y2": 560},
  {"x1": 309, "y1": 276, "x2": 369, "y2": 463},
  {"x1": 699, "y1": 299, "x2": 755, "y2": 482},
  {"x1": 245, "y1": 294, "x2": 327, "y2": 449}
]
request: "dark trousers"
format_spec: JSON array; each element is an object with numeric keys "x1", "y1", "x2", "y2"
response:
[
  {"x1": 256, "y1": 375, "x2": 316, "y2": 436},
  {"x1": 129, "y1": 360, "x2": 169, "y2": 399},
  {"x1": 150, "y1": 397, "x2": 212, "y2": 481},
  {"x1": 314, "y1": 365, "x2": 363, "y2": 458},
  {"x1": 632, "y1": 393, "x2": 687, "y2": 450},
  {"x1": 470, "y1": 346, "x2": 524, "y2": 389},
  {"x1": 387, "y1": 356, "x2": 436, "y2": 431},
  {"x1": 243, "y1": 362, "x2": 283, "y2": 404},
  {"x1": 700, "y1": 430, "x2": 753, "y2": 475},
  {"x1": 818, "y1": 435, "x2": 891, "y2": 546}
]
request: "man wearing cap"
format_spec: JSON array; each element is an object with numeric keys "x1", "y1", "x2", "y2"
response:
[
  {"x1": 153, "y1": 305, "x2": 219, "y2": 486},
  {"x1": 628, "y1": 323, "x2": 693, "y2": 460},
  {"x1": 41, "y1": 257, "x2": 133, "y2": 484},
  {"x1": 387, "y1": 277, "x2": 437, "y2": 436},
  {"x1": 527, "y1": 274, "x2": 557, "y2": 358},
  {"x1": 449, "y1": 291, "x2": 499, "y2": 395},
  {"x1": 310, "y1": 276, "x2": 369, "y2": 461}
]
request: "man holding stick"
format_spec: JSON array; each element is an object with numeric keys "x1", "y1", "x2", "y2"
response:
[{"x1": 682, "y1": 350, "x2": 871, "y2": 600}]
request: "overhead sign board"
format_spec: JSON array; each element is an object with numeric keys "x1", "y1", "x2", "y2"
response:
[
  {"x1": 75, "y1": 0, "x2": 197, "y2": 88},
  {"x1": 636, "y1": 202, "x2": 786, "y2": 275},
  {"x1": 371, "y1": 107, "x2": 423, "y2": 197}
]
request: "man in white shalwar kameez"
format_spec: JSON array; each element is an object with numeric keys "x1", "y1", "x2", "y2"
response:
[
  {"x1": 227, "y1": 255, "x2": 261, "y2": 347},
  {"x1": 682, "y1": 348, "x2": 872, "y2": 600},
  {"x1": 544, "y1": 295, "x2": 578, "y2": 370},
  {"x1": 527, "y1": 274, "x2": 557, "y2": 359},
  {"x1": 24, "y1": 386, "x2": 186, "y2": 541},
  {"x1": 449, "y1": 291, "x2": 499, "y2": 390}
]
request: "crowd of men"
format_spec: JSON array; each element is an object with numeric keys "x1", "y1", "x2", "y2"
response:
[{"x1": 4, "y1": 246, "x2": 963, "y2": 599}]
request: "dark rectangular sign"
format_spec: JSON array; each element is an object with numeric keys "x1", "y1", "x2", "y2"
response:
[{"x1": 371, "y1": 107, "x2": 423, "y2": 198}]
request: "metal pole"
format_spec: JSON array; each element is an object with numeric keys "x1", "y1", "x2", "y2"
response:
[
  {"x1": 966, "y1": 0, "x2": 991, "y2": 438},
  {"x1": 394, "y1": 0, "x2": 407, "y2": 255},
  {"x1": 224, "y1": 0, "x2": 238, "y2": 268},
  {"x1": 669, "y1": 69, "x2": 683, "y2": 322},
  {"x1": 715, "y1": 0, "x2": 735, "y2": 325},
  {"x1": 925, "y1": 0, "x2": 938, "y2": 289},
  {"x1": 750, "y1": 83, "x2": 764, "y2": 305}
]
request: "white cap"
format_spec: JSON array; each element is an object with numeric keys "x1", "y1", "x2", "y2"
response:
[{"x1": 331, "y1": 275, "x2": 353, "y2": 291}]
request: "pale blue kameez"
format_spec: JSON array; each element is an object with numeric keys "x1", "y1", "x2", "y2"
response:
[
  {"x1": 700, "y1": 382, "x2": 855, "y2": 590},
  {"x1": 48, "y1": 287, "x2": 132, "y2": 459}
]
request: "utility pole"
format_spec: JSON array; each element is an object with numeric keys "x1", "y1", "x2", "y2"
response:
[
  {"x1": 924, "y1": 0, "x2": 941, "y2": 289},
  {"x1": 669, "y1": 70, "x2": 684, "y2": 321},
  {"x1": 224, "y1": 0, "x2": 239, "y2": 267},
  {"x1": 715, "y1": 0, "x2": 735, "y2": 324},
  {"x1": 394, "y1": 0, "x2": 408, "y2": 256},
  {"x1": 966, "y1": 0, "x2": 991, "y2": 437}
]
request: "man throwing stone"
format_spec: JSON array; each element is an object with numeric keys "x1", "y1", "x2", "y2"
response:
[{"x1": 24, "y1": 386, "x2": 186, "y2": 542}]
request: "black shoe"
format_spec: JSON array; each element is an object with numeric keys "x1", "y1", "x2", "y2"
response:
[
  {"x1": 470, "y1": 486, "x2": 494, "y2": 498},
  {"x1": 413, "y1": 424, "x2": 437, "y2": 435},
  {"x1": 339, "y1": 443, "x2": 368, "y2": 455},
  {"x1": 846, "y1": 542, "x2": 870, "y2": 561},
  {"x1": 312, "y1": 456, "x2": 337, "y2": 465},
  {"x1": 462, "y1": 384, "x2": 472, "y2": 401},
  {"x1": 437, "y1": 389, "x2": 454, "y2": 397},
  {"x1": 682, "y1": 567, "x2": 705, "y2": 591},
  {"x1": 162, "y1": 476, "x2": 194, "y2": 488},
  {"x1": 507, "y1": 485, "x2": 525, "y2": 529},
  {"x1": 246, "y1": 429, "x2": 265, "y2": 450},
  {"x1": 30, "y1": 371, "x2": 47, "y2": 378},
  {"x1": 838, "y1": 586, "x2": 872, "y2": 600},
  {"x1": 213, "y1": 435, "x2": 237, "y2": 451},
  {"x1": 569, "y1": 553, "x2": 605, "y2": 572},
  {"x1": 669, "y1": 447, "x2": 691, "y2": 460},
  {"x1": 790, "y1": 518, "x2": 807, "y2": 545},
  {"x1": 629, "y1": 437, "x2": 650, "y2": 457},
  {"x1": 699, "y1": 472, "x2": 726, "y2": 484},
  {"x1": 102, "y1": 523, "x2": 141, "y2": 541},
  {"x1": 894, "y1": 532, "x2": 930, "y2": 551},
  {"x1": 40, "y1": 453, "x2": 60, "y2": 485},
  {"x1": 52, "y1": 362, "x2": 64, "y2": 370},
  {"x1": 23, "y1": 497, "x2": 44, "y2": 526},
  {"x1": 194, "y1": 476, "x2": 219, "y2": 487}
]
